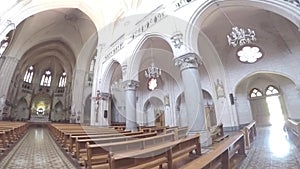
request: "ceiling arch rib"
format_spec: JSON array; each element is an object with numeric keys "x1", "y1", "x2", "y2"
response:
[{"x1": 19, "y1": 40, "x2": 75, "y2": 75}]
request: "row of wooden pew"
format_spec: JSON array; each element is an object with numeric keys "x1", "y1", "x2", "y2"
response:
[
  {"x1": 0, "y1": 122, "x2": 29, "y2": 153},
  {"x1": 285, "y1": 118, "x2": 300, "y2": 146},
  {"x1": 49, "y1": 124, "x2": 193, "y2": 168},
  {"x1": 179, "y1": 121, "x2": 257, "y2": 169},
  {"x1": 49, "y1": 122, "x2": 257, "y2": 169}
]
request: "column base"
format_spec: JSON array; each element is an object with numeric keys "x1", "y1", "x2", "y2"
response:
[{"x1": 188, "y1": 130, "x2": 212, "y2": 147}]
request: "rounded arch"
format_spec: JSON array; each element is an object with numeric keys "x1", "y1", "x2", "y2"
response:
[
  {"x1": 83, "y1": 94, "x2": 91, "y2": 124},
  {"x1": 101, "y1": 60, "x2": 122, "y2": 93},
  {"x1": 235, "y1": 71, "x2": 296, "y2": 125},
  {"x1": 14, "y1": 97, "x2": 29, "y2": 121},
  {"x1": 234, "y1": 70, "x2": 297, "y2": 94},
  {"x1": 11, "y1": 0, "x2": 102, "y2": 31},
  {"x1": 175, "y1": 92, "x2": 187, "y2": 127},
  {"x1": 142, "y1": 96, "x2": 164, "y2": 126},
  {"x1": 186, "y1": 0, "x2": 300, "y2": 50},
  {"x1": 127, "y1": 33, "x2": 174, "y2": 81}
]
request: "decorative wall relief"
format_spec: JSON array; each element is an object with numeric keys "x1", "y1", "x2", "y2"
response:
[{"x1": 215, "y1": 79, "x2": 225, "y2": 98}]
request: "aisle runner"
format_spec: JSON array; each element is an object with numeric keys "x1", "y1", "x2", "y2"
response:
[{"x1": 0, "y1": 127, "x2": 77, "y2": 169}]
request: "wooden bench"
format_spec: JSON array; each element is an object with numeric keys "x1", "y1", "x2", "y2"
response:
[
  {"x1": 85, "y1": 133, "x2": 177, "y2": 169},
  {"x1": 74, "y1": 132, "x2": 157, "y2": 161},
  {"x1": 242, "y1": 121, "x2": 256, "y2": 149},
  {"x1": 0, "y1": 122, "x2": 28, "y2": 152},
  {"x1": 210, "y1": 123, "x2": 229, "y2": 143},
  {"x1": 179, "y1": 132, "x2": 246, "y2": 169},
  {"x1": 285, "y1": 119, "x2": 300, "y2": 146},
  {"x1": 166, "y1": 126, "x2": 188, "y2": 140},
  {"x1": 108, "y1": 134, "x2": 201, "y2": 169}
]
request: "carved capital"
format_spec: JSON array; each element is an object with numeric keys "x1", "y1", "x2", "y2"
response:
[
  {"x1": 100, "y1": 92, "x2": 111, "y2": 100},
  {"x1": 122, "y1": 80, "x2": 139, "y2": 91},
  {"x1": 174, "y1": 53, "x2": 200, "y2": 71}
]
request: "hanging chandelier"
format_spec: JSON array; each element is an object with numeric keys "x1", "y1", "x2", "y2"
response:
[
  {"x1": 227, "y1": 26, "x2": 256, "y2": 47},
  {"x1": 145, "y1": 63, "x2": 161, "y2": 79},
  {"x1": 145, "y1": 63, "x2": 161, "y2": 91}
]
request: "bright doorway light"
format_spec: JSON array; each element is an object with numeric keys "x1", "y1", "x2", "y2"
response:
[
  {"x1": 266, "y1": 95, "x2": 290, "y2": 158},
  {"x1": 266, "y1": 95, "x2": 284, "y2": 126}
]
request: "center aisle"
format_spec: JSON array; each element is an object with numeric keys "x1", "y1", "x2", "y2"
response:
[{"x1": 0, "y1": 125, "x2": 78, "y2": 169}]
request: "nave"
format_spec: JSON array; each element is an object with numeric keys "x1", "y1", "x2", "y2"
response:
[{"x1": 0, "y1": 123, "x2": 299, "y2": 169}]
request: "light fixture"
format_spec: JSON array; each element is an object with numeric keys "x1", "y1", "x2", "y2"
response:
[
  {"x1": 145, "y1": 63, "x2": 161, "y2": 91},
  {"x1": 227, "y1": 27, "x2": 256, "y2": 47},
  {"x1": 145, "y1": 41, "x2": 161, "y2": 91},
  {"x1": 218, "y1": 4, "x2": 256, "y2": 47}
]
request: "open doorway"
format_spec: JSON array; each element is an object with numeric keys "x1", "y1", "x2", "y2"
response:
[{"x1": 266, "y1": 95, "x2": 284, "y2": 127}]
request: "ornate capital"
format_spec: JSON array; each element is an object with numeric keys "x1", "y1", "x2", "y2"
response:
[
  {"x1": 100, "y1": 92, "x2": 111, "y2": 100},
  {"x1": 174, "y1": 53, "x2": 199, "y2": 70},
  {"x1": 122, "y1": 80, "x2": 139, "y2": 91}
]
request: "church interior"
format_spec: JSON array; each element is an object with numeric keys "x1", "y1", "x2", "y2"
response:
[{"x1": 0, "y1": 0, "x2": 300, "y2": 168}]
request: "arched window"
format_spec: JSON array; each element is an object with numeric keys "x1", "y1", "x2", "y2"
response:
[
  {"x1": 23, "y1": 66, "x2": 34, "y2": 83},
  {"x1": 249, "y1": 88, "x2": 263, "y2": 98},
  {"x1": 265, "y1": 85, "x2": 279, "y2": 96},
  {"x1": 40, "y1": 70, "x2": 52, "y2": 87},
  {"x1": 58, "y1": 72, "x2": 67, "y2": 87}
]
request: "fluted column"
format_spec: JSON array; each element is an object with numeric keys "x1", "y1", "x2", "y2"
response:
[
  {"x1": 174, "y1": 53, "x2": 211, "y2": 146},
  {"x1": 123, "y1": 80, "x2": 139, "y2": 132},
  {"x1": 0, "y1": 56, "x2": 19, "y2": 119}
]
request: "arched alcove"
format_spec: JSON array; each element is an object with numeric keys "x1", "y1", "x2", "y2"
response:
[
  {"x1": 143, "y1": 97, "x2": 164, "y2": 126},
  {"x1": 235, "y1": 72, "x2": 297, "y2": 126}
]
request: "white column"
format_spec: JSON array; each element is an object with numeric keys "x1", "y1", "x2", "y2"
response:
[
  {"x1": 123, "y1": 80, "x2": 139, "y2": 132},
  {"x1": 98, "y1": 92, "x2": 111, "y2": 126},
  {"x1": 174, "y1": 53, "x2": 211, "y2": 146},
  {"x1": 71, "y1": 69, "x2": 86, "y2": 123},
  {"x1": 0, "y1": 56, "x2": 19, "y2": 120}
]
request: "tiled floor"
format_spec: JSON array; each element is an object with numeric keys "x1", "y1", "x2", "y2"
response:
[
  {"x1": 0, "y1": 123, "x2": 299, "y2": 169},
  {"x1": 238, "y1": 124, "x2": 300, "y2": 169},
  {"x1": 0, "y1": 126, "x2": 77, "y2": 169}
]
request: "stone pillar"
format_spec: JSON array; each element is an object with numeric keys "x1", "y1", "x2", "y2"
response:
[
  {"x1": 174, "y1": 53, "x2": 211, "y2": 146},
  {"x1": 71, "y1": 69, "x2": 86, "y2": 123},
  {"x1": 123, "y1": 80, "x2": 139, "y2": 132},
  {"x1": 0, "y1": 56, "x2": 19, "y2": 120},
  {"x1": 98, "y1": 92, "x2": 111, "y2": 126}
]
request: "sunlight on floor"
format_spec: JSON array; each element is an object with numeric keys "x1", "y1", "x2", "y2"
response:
[{"x1": 266, "y1": 95, "x2": 290, "y2": 158}]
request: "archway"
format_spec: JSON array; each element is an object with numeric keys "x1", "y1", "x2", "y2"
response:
[
  {"x1": 236, "y1": 72, "x2": 294, "y2": 126},
  {"x1": 203, "y1": 90, "x2": 217, "y2": 128},
  {"x1": 53, "y1": 101, "x2": 64, "y2": 122},
  {"x1": 30, "y1": 93, "x2": 52, "y2": 122},
  {"x1": 14, "y1": 98, "x2": 29, "y2": 121},
  {"x1": 143, "y1": 97, "x2": 164, "y2": 126},
  {"x1": 175, "y1": 93, "x2": 187, "y2": 127},
  {"x1": 83, "y1": 95, "x2": 91, "y2": 124}
]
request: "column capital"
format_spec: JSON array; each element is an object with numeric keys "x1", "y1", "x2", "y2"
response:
[
  {"x1": 122, "y1": 80, "x2": 139, "y2": 90},
  {"x1": 100, "y1": 92, "x2": 111, "y2": 100},
  {"x1": 174, "y1": 53, "x2": 201, "y2": 71}
]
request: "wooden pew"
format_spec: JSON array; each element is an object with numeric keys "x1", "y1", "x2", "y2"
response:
[
  {"x1": 85, "y1": 133, "x2": 177, "y2": 169},
  {"x1": 108, "y1": 134, "x2": 201, "y2": 169},
  {"x1": 285, "y1": 119, "x2": 300, "y2": 146},
  {"x1": 210, "y1": 123, "x2": 228, "y2": 143},
  {"x1": 166, "y1": 126, "x2": 188, "y2": 140},
  {"x1": 74, "y1": 132, "x2": 157, "y2": 161},
  {"x1": 0, "y1": 122, "x2": 28, "y2": 152},
  {"x1": 242, "y1": 121, "x2": 256, "y2": 149},
  {"x1": 179, "y1": 132, "x2": 246, "y2": 169}
]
